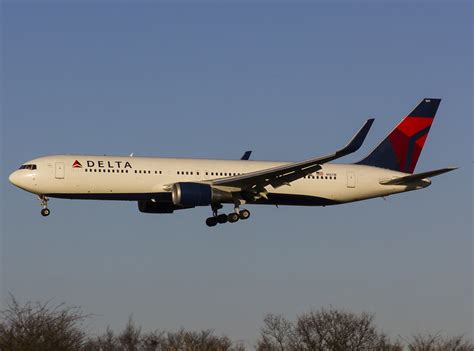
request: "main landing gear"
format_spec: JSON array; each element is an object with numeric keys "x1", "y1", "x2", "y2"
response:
[
  {"x1": 38, "y1": 195, "x2": 51, "y2": 217},
  {"x1": 205, "y1": 204, "x2": 251, "y2": 227}
]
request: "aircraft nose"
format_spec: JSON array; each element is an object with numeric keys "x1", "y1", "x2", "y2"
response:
[
  {"x1": 9, "y1": 170, "x2": 20, "y2": 186},
  {"x1": 9, "y1": 169, "x2": 38, "y2": 192}
]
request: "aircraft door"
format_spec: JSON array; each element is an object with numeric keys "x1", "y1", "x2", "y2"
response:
[
  {"x1": 55, "y1": 162, "x2": 65, "y2": 179},
  {"x1": 347, "y1": 171, "x2": 355, "y2": 188}
]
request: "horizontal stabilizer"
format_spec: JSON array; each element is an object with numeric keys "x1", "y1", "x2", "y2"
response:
[{"x1": 380, "y1": 167, "x2": 457, "y2": 185}]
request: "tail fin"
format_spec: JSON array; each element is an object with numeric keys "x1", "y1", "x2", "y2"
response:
[{"x1": 357, "y1": 98, "x2": 441, "y2": 173}]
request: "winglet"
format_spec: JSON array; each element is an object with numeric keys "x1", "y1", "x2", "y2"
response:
[
  {"x1": 241, "y1": 151, "x2": 252, "y2": 160},
  {"x1": 335, "y1": 118, "x2": 374, "y2": 157}
]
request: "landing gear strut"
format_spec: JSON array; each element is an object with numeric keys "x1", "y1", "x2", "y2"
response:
[
  {"x1": 38, "y1": 195, "x2": 50, "y2": 217},
  {"x1": 205, "y1": 203, "x2": 251, "y2": 227}
]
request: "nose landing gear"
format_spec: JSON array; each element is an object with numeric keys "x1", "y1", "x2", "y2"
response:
[{"x1": 38, "y1": 195, "x2": 51, "y2": 217}]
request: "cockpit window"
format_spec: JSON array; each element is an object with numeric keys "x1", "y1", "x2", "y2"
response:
[{"x1": 19, "y1": 164, "x2": 37, "y2": 170}]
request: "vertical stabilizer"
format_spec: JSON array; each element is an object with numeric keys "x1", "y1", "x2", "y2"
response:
[{"x1": 357, "y1": 98, "x2": 441, "y2": 173}]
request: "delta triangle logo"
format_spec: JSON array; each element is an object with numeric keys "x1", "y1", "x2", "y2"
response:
[{"x1": 72, "y1": 160, "x2": 83, "y2": 168}]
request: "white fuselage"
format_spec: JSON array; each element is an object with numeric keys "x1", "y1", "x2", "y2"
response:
[{"x1": 9, "y1": 155, "x2": 428, "y2": 207}]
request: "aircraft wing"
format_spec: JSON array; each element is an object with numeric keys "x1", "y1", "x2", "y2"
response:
[{"x1": 212, "y1": 119, "x2": 374, "y2": 193}]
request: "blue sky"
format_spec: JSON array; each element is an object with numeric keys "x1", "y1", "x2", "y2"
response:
[{"x1": 1, "y1": 1, "x2": 472, "y2": 344}]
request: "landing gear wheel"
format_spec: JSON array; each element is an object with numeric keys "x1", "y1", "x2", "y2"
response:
[
  {"x1": 228, "y1": 212, "x2": 239, "y2": 223},
  {"x1": 206, "y1": 217, "x2": 218, "y2": 227},
  {"x1": 239, "y1": 209, "x2": 250, "y2": 220},
  {"x1": 38, "y1": 195, "x2": 50, "y2": 217},
  {"x1": 216, "y1": 214, "x2": 228, "y2": 224}
]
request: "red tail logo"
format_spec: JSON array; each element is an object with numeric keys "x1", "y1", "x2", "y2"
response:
[
  {"x1": 387, "y1": 117, "x2": 433, "y2": 173},
  {"x1": 357, "y1": 99, "x2": 441, "y2": 173},
  {"x1": 72, "y1": 160, "x2": 83, "y2": 168}
]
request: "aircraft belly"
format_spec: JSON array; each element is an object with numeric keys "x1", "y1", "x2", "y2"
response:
[{"x1": 42, "y1": 172, "x2": 159, "y2": 199}]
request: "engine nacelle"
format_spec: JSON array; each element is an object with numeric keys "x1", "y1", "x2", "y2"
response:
[
  {"x1": 172, "y1": 182, "x2": 232, "y2": 207},
  {"x1": 138, "y1": 200, "x2": 178, "y2": 214},
  {"x1": 172, "y1": 182, "x2": 211, "y2": 207}
]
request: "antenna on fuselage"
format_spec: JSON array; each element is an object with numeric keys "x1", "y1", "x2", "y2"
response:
[{"x1": 130, "y1": 153, "x2": 134, "y2": 157}]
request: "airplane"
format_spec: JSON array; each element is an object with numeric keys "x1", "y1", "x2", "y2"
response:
[{"x1": 9, "y1": 98, "x2": 456, "y2": 227}]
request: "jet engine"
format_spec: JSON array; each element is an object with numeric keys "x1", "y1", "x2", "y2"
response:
[{"x1": 171, "y1": 182, "x2": 232, "y2": 207}]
